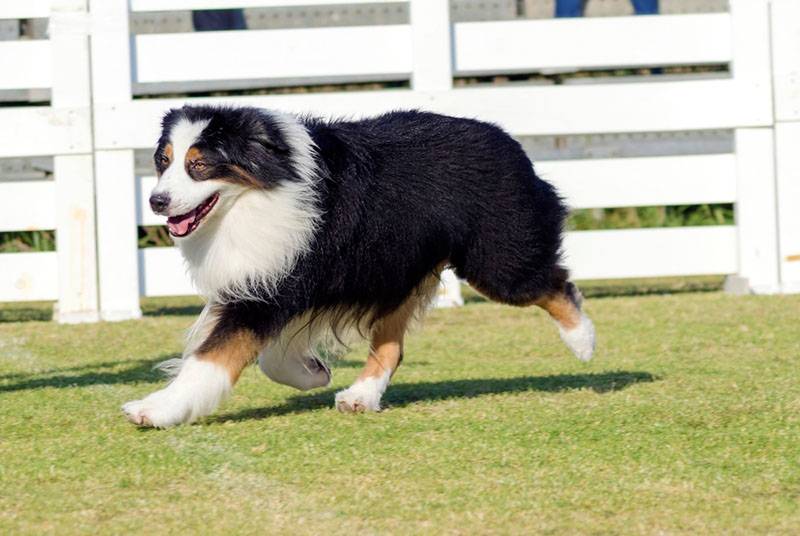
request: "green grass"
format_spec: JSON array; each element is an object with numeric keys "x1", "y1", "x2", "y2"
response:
[{"x1": 1, "y1": 292, "x2": 798, "y2": 534}]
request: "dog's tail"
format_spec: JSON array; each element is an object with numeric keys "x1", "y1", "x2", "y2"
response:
[{"x1": 536, "y1": 281, "x2": 596, "y2": 362}]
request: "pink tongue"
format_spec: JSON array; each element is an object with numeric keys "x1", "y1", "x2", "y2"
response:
[{"x1": 167, "y1": 211, "x2": 196, "y2": 236}]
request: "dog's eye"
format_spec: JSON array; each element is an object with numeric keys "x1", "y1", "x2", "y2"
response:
[
  {"x1": 191, "y1": 161, "x2": 207, "y2": 171},
  {"x1": 158, "y1": 154, "x2": 170, "y2": 167}
]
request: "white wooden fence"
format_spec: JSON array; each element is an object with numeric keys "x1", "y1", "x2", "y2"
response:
[{"x1": 1, "y1": 0, "x2": 798, "y2": 322}]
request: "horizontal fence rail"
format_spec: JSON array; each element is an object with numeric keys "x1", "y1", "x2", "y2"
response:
[
  {"x1": 134, "y1": 25, "x2": 413, "y2": 84},
  {"x1": 0, "y1": 180, "x2": 57, "y2": 232},
  {"x1": 537, "y1": 154, "x2": 738, "y2": 209},
  {"x1": 454, "y1": 14, "x2": 733, "y2": 74},
  {"x1": 0, "y1": 1, "x2": 53, "y2": 19},
  {"x1": 0, "y1": 252, "x2": 59, "y2": 302},
  {"x1": 0, "y1": 41, "x2": 52, "y2": 90},
  {"x1": 129, "y1": 0, "x2": 405, "y2": 11},
  {"x1": 93, "y1": 80, "x2": 771, "y2": 150},
  {"x1": 0, "y1": 0, "x2": 797, "y2": 323},
  {"x1": 564, "y1": 227, "x2": 738, "y2": 280}
]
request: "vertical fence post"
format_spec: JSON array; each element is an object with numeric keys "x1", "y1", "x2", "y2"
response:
[
  {"x1": 90, "y1": 0, "x2": 142, "y2": 320},
  {"x1": 410, "y1": 0, "x2": 461, "y2": 306},
  {"x1": 50, "y1": 0, "x2": 100, "y2": 322},
  {"x1": 727, "y1": 0, "x2": 780, "y2": 294},
  {"x1": 410, "y1": 0, "x2": 453, "y2": 92},
  {"x1": 733, "y1": 129, "x2": 780, "y2": 294},
  {"x1": 770, "y1": 0, "x2": 800, "y2": 293}
]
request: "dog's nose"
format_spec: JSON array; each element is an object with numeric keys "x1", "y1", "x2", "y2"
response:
[{"x1": 149, "y1": 193, "x2": 171, "y2": 214}]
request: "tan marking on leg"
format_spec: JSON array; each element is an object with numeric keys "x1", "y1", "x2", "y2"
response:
[
  {"x1": 197, "y1": 330, "x2": 263, "y2": 383},
  {"x1": 361, "y1": 271, "x2": 442, "y2": 381},
  {"x1": 359, "y1": 298, "x2": 417, "y2": 382},
  {"x1": 535, "y1": 290, "x2": 582, "y2": 330},
  {"x1": 336, "y1": 272, "x2": 440, "y2": 413}
]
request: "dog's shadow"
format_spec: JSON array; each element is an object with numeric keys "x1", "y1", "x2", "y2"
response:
[
  {"x1": 0, "y1": 356, "x2": 421, "y2": 392},
  {"x1": 213, "y1": 370, "x2": 657, "y2": 424},
  {"x1": 0, "y1": 357, "x2": 174, "y2": 392}
]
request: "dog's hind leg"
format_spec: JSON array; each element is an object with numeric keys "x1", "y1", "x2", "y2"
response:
[
  {"x1": 334, "y1": 277, "x2": 436, "y2": 413},
  {"x1": 535, "y1": 281, "x2": 595, "y2": 362}
]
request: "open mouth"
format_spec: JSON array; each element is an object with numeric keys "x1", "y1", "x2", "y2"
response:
[{"x1": 166, "y1": 193, "x2": 219, "y2": 237}]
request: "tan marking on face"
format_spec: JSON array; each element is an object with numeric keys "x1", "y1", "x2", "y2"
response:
[
  {"x1": 184, "y1": 146, "x2": 206, "y2": 172},
  {"x1": 197, "y1": 330, "x2": 262, "y2": 383},
  {"x1": 156, "y1": 144, "x2": 174, "y2": 177},
  {"x1": 226, "y1": 164, "x2": 264, "y2": 189}
]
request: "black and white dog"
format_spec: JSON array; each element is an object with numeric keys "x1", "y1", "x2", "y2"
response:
[{"x1": 122, "y1": 105, "x2": 595, "y2": 428}]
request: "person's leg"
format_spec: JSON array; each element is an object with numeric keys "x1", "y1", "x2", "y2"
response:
[
  {"x1": 631, "y1": 0, "x2": 658, "y2": 15},
  {"x1": 555, "y1": 0, "x2": 585, "y2": 18},
  {"x1": 192, "y1": 9, "x2": 247, "y2": 31}
]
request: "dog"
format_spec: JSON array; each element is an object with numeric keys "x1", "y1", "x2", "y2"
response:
[{"x1": 122, "y1": 105, "x2": 595, "y2": 427}]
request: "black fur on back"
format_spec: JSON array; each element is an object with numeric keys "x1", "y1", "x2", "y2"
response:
[{"x1": 164, "y1": 107, "x2": 569, "y2": 351}]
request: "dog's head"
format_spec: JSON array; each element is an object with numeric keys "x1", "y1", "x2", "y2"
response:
[{"x1": 150, "y1": 105, "x2": 313, "y2": 239}]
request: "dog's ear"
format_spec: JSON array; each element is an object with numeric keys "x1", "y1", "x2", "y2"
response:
[
  {"x1": 252, "y1": 131, "x2": 290, "y2": 155},
  {"x1": 250, "y1": 113, "x2": 291, "y2": 155}
]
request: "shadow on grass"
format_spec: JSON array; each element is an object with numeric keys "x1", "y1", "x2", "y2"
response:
[
  {"x1": 0, "y1": 355, "x2": 427, "y2": 392},
  {"x1": 142, "y1": 304, "x2": 204, "y2": 317},
  {"x1": 463, "y1": 278, "x2": 724, "y2": 304},
  {"x1": 0, "y1": 356, "x2": 174, "y2": 392},
  {"x1": 213, "y1": 370, "x2": 657, "y2": 423}
]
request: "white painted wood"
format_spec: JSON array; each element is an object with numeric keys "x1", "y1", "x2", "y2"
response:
[
  {"x1": 564, "y1": 226, "x2": 738, "y2": 280},
  {"x1": 770, "y1": 0, "x2": 800, "y2": 122},
  {"x1": 0, "y1": 180, "x2": 57, "y2": 232},
  {"x1": 410, "y1": 0, "x2": 451, "y2": 91},
  {"x1": 90, "y1": 0, "x2": 142, "y2": 320},
  {"x1": 0, "y1": 41, "x2": 52, "y2": 90},
  {"x1": 93, "y1": 79, "x2": 772, "y2": 150},
  {"x1": 130, "y1": 0, "x2": 404, "y2": 11},
  {"x1": 137, "y1": 175, "x2": 163, "y2": 227},
  {"x1": 134, "y1": 25, "x2": 412, "y2": 84},
  {"x1": 51, "y1": 0, "x2": 99, "y2": 323},
  {"x1": 54, "y1": 154, "x2": 99, "y2": 322},
  {"x1": 89, "y1": 0, "x2": 133, "y2": 108},
  {"x1": 0, "y1": 107, "x2": 92, "y2": 158},
  {"x1": 139, "y1": 247, "x2": 196, "y2": 297},
  {"x1": 729, "y1": 0, "x2": 772, "y2": 124},
  {"x1": 455, "y1": 14, "x2": 731, "y2": 75},
  {"x1": 538, "y1": 154, "x2": 737, "y2": 209},
  {"x1": 774, "y1": 122, "x2": 800, "y2": 293},
  {"x1": 96, "y1": 150, "x2": 143, "y2": 321},
  {"x1": 734, "y1": 128, "x2": 780, "y2": 294},
  {"x1": 0, "y1": 252, "x2": 59, "y2": 302},
  {"x1": 0, "y1": 0, "x2": 52, "y2": 19}
]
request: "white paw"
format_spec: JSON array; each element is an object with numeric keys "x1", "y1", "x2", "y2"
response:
[
  {"x1": 334, "y1": 372, "x2": 390, "y2": 413},
  {"x1": 122, "y1": 388, "x2": 194, "y2": 428},
  {"x1": 121, "y1": 356, "x2": 231, "y2": 428},
  {"x1": 559, "y1": 313, "x2": 596, "y2": 362}
]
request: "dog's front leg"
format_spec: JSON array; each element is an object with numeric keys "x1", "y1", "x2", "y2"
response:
[{"x1": 123, "y1": 303, "x2": 263, "y2": 428}]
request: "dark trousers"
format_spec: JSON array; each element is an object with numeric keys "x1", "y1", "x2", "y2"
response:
[
  {"x1": 555, "y1": 0, "x2": 659, "y2": 17},
  {"x1": 192, "y1": 9, "x2": 247, "y2": 31}
]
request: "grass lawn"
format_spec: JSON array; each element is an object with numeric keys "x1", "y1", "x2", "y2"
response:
[{"x1": 1, "y1": 291, "x2": 798, "y2": 534}]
